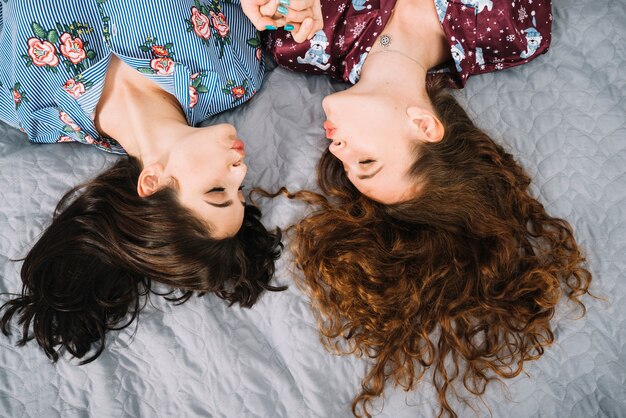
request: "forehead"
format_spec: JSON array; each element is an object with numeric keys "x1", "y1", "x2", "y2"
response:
[
  {"x1": 194, "y1": 200, "x2": 245, "y2": 238},
  {"x1": 349, "y1": 165, "x2": 417, "y2": 203},
  {"x1": 352, "y1": 142, "x2": 418, "y2": 202}
]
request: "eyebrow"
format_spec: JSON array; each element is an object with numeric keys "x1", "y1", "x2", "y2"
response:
[
  {"x1": 205, "y1": 200, "x2": 246, "y2": 208},
  {"x1": 357, "y1": 166, "x2": 383, "y2": 180}
]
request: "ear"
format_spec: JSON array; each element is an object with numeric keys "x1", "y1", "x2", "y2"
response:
[
  {"x1": 137, "y1": 163, "x2": 164, "y2": 197},
  {"x1": 406, "y1": 106, "x2": 445, "y2": 143}
]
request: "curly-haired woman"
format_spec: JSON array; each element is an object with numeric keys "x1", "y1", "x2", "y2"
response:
[
  {"x1": 0, "y1": 0, "x2": 285, "y2": 363},
  {"x1": 244, "y1": 0, "x2": 592, "y2": 415}
]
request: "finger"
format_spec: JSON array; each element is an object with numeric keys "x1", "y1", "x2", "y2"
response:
[
  {"x1": 284, "y1": 21, "x2": 301, "y2": 34},
  {"x1": 278, "y1": 8, "x2": 314, "y2": 22},
  {"x1": 306, "y1": 22, "x2": 323, "y2": 40},
  {"x1": 277, "y1": 0, "x2": 316, "y2": 12},
  {"x1": 311, "y1": 8, "x2": 325, "y2": 35},
  {"x1": 300, "y1": 2, "x2": 324, "y2": 38},
  {"x1": 243, "y1": 0, "x2": 275, "y2": 7},
  {"x1": 241, "y1": 0, "x2": 281, "y2": 30},
  {"x1": 257, "y1": 15, "x2": 287, "y2": 30},
  {"x1": 260, "y1": 0, "x2": 279, "y2": 17},
  {"x1": 270, "y1": 16, "x2": 288, "y2": 27},
  {"x1": 263, "y1": 15, "x2": 287, "y2": 30},
  {"x1": 291, "y1": 17, "x2": 314, "y2": 43}
]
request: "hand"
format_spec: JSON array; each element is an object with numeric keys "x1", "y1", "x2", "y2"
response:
[
  {"x1": 241, "y1": 0, "x2": 324, "y2": 43},
  {"x1": 241, "y1": 0, "x2": 288, "y2": 30},
  {"x1": 264, "y1": 0, "x2": 324, "y2": 43}
]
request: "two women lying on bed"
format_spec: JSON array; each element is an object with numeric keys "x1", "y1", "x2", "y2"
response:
[{"x1": 0, "y1": 0, "x2": 591, "y2": 416}]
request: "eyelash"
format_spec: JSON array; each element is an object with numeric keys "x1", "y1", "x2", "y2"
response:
[
  {"x1": 359, "y1": 159, "x2": 376, "y2": 165},
  {"x1": 207, "y1": 185, "x2": 245, "y2": 193}
]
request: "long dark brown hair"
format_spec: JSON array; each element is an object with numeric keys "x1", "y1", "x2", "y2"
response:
[
  {"x1": 289, "y1": 80, "x2": 592, "y2": 417},
  {"x1": 0, "y1": 156, "x2": 284, "y2": 363}
]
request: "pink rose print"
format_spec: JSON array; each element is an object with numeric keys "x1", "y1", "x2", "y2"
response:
[
  {"x1": 150, "y1": 58, "x2": 175, "y2": 76},
  {"x1": 59, "y1": 111, "x2": 80, "y2": 131},
  {"x1": 191, "y1": 7, "x2": 212, "y2": 40},
  {"x1": 151, "y1": 45, "x2": 169, "y2": 58},
  {"x1": 231, "y1": 86, "x2": 246, "y2": 100},
  {"x1": 222, "y1": 79, "x2": 248, "y2": 101},
  {"x1": 210, "y1": 11, "x2": 230, "y2": 38},
  {"x1": 84, "y1": 135, "x2": 95, "y2": 144},
  {"x1": 191, "y1": 72, "x2": 200, "y2": 79},
  {"x1": 27, "y1": 38, "x2": 59, "y2": 67},
  {"x1": 63, "y1": 78, "x2": 86, "y2": 99},
  {"x1": 256, "y1": 48, "x2": 262, "y2": 61},
  {"x1": 189, "y1": 86, "x2": 199, "y2": 108},
  {"x1": 58, "y1": 136, "x2": 73, "y2": 143},
  {"x1": 59, "y1": 33, "x2": 87, "y2": 65},
  {"x1": 12, "y1": 89, "x2": 22, "y2": 105}
]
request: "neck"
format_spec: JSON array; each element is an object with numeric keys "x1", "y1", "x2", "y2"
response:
[
  {"x1": 358, "y1": 52, "x2": 427, "y2": 100},
  {"x1": 358, "y1": 0, "x2": 449, "y2": 102},
  {"x1": 95, "y1": 55, "x2": 190, "y2": 166}
]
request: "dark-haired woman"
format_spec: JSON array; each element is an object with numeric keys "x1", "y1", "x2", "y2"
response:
[
  {"x1": 243, "y1": 0, "x2": 592, "y2": 416},
  {"x1": 0, "y1": 0, "x2": 284, "y2": 363}
]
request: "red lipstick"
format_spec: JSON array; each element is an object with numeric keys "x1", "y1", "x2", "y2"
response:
[
  {"x1": 323, "y1": 121, "x2": 336, "y2": 139},
  {"x1": 231, "y1": 139, "x2": 245, "y2": 156}
]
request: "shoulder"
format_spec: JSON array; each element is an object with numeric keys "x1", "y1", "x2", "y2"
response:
[{"x1": 440, "y1": 0, "x2": 552, "y2": 86}]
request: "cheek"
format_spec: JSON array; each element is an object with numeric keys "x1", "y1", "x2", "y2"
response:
[
  {"x1": 180, "y1": 154, "x2": 225, "y2": 192},
  {"x1": 191, "y1": 145, "x2": 225, "y2": 169}
]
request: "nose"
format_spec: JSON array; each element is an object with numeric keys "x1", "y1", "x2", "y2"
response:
[
  {"x1": 328, "y1": 139, "x2": 345, "y2": 153},
  {"x1": 231, "y1": 158, "x2": 247, "y2": 180},
  {"x1": 321, "y1": 94, "x2": 335, "y2": 118},
  {"x1": 232, "y1": 156, "x2": 246, "y2": 168},
  {"x1": 329, "y1": 140, "x2": 354, "y2": 165}
]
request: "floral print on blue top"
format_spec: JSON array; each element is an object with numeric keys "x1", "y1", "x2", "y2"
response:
[{"x1": 0, "y1": 0, "x2": 264, "y2": 154}]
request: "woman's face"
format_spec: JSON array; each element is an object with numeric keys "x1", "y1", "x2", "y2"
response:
[
  {"x1": 322, "y1": 89, "x2": 420, "y2": 204},
  {"x1": 162, "y1": 123, "x2": 247, "y2": 238}
]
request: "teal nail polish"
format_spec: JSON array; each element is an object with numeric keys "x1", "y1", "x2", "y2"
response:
[
  {"x1": 265, "y1": 25, "x2": 277, "y2": 30},
  {"x1": 279, "y1": 0, "x2": 290, "y2": 6},
  {"x1": 285, "y1": 24, "x2": 294, "y2": 30},
  {"x1": 277, "y1": 5, "x2": 289, "y2": 15}
]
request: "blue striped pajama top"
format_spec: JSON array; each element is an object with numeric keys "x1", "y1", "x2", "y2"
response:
[{"x1": 0, "y1": 0, "x2": 264, "y2": 154}]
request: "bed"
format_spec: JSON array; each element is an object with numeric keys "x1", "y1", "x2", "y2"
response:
[{"x1": 1, "y1": 0, "x2": 625, "y2": 415}]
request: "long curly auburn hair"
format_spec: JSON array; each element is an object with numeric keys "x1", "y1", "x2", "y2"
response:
[{"x1": 289, "y1": 81, "x2": 592, "y2": 417}]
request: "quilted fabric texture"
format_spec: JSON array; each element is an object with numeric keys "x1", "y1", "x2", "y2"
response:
[{"x1": 1, "y1": 0, "x2": 625, "y2": 416}]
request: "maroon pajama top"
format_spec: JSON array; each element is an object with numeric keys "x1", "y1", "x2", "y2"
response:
[{"x1": 265, "y1": 0, "x2": 551, "y2": 87}]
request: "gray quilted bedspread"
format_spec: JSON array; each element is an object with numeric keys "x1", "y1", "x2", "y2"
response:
[{"x1": 1, "y1": 0, "x2": 625, "y2": 416}]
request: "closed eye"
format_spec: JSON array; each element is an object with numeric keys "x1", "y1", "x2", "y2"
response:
[
  {"x1": 208, "y1": 186, "x2": 244, "y2": 193},
  {"x1": 359, "y1": 159, "x2": 376, "y2": 165},
  {"x1": 205, "y1": 186, "x2": 245, "y2": 207}
]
